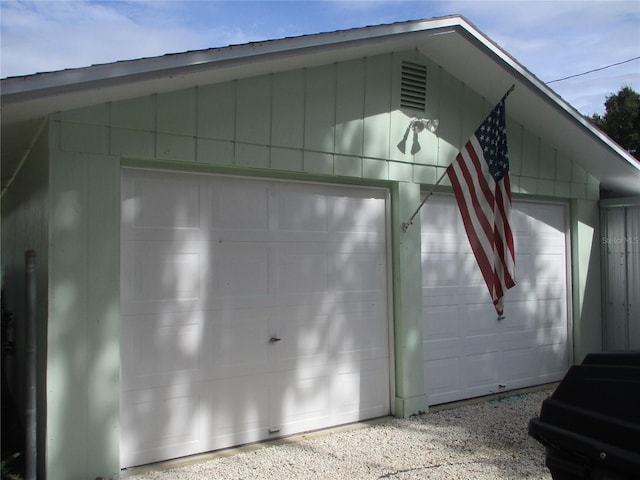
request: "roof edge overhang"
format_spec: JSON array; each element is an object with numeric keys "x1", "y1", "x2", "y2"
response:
[{"x1": 1, "y1": 16, "x2": 461, "y2": 111}]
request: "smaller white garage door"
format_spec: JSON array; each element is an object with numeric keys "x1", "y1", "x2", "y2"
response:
[
  {"x1": 421, "y1": 194, "x2": 570, "y2": 405},
  {"x1": 120, "y1": 170, "x2": 391, "y2": 467}
]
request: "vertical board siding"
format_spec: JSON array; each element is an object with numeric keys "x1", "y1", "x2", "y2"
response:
[
  {"x1": 157, "y1": 89, "x2": 196, "y2": 136},
  {"x1": 50, "y1": 49, "x2": 594, "y2": 199},
  {"x1": 111, "y1": 95, "x2": 155, "y2": 131},
  {"x1": 521, "y1": 130, "x2": 540, "y2": 178},
  {"x1": 236, "y1": 75, "x2": 272, "y2": 146},
  {"x1": 95, "y1": 51, "x2": 592, "y2": 198},
  {"x1": 271, "y1": 69, "x2": 306, "y2": 149},
  {"x1": 48, "y1": 150, "x2": 90, "y2": 479},
  {"x1": 604, "y1": 208, "x2": 628, "y2": 349},
  {"x1": 335, "y1": 59, "x2": 365, "y2": 157},
  {"x1": 539, "y1": 143, "x2": 557, "y2": 180},
  {"x1": 364, "y1": 54, "x2": 392, "y2": 160},
  {"x1": 603, "y1": 205, "x2": 640, "y2": 351},
  {"x1": 197, "y1": 82, "x2": 236, "y2": 141},
  {"x1": 0, "y1": 123, "x2": 50, "y2": 478},
  {"x1": 433, "y1": 70, "x2": 462, "y2": 170},
  {"x1": 85, "y1": 153, "x2": 121, "y2": 475},
  {"x1": 304, "y1": 64, "x2": 336, "y2": 153},
  {"x1": 628, "y1": 207, "x2": 640, "y2": 349}
]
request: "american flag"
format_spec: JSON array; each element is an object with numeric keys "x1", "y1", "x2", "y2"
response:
[{"x1": 446, "y1": 97, "x2": 516, "y2": 316}]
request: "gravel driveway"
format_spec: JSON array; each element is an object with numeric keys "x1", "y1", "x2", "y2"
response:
[{"x1": 124, "y1": 388, "x2": 552, "y2": 480}]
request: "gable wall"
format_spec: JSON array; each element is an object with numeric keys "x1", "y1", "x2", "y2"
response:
[
  {"x1": 44, "y1": 50, "x2": 600, "y2": 479},
  {"x1": 53, "y1": 51, "x2": 598, "y2": 200}
]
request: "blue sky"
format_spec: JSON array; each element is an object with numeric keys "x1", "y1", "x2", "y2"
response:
[{"x1": 1, "y1": 0, "x2": 639, "y2": 115}]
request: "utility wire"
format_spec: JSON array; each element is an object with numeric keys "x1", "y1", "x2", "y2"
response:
[{"x1": 547, "y1": 56, "x2": 640, "y2": 84}]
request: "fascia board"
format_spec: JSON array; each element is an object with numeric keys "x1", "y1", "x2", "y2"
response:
[{"x1": 1, "y1": 16, "x2": 462, "y2": 101}]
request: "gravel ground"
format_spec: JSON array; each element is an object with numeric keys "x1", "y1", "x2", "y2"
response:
[{"x1": 125, "y1": 388, "x2": 552, "y2": 480}]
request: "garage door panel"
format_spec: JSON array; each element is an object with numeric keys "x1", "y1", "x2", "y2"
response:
[
  {"x1": 333, "y1": 365, "x2": 391, "y2": 420},
  {"x1": 538, "y1": 344, "x2": 569, "y2": 374},
  {"x1": 277, "y1": 252, "x2": 329, "y2": 294},
  {"x1": 211, "y1": 181, "x2": 271, "y2": 231},
  {"x1": 210, "y1": 316, "x2": 271, "y2": 374},
  {"x1": 121, "y1": 242, "x2": 207, "y2": 316},
  {"x1": 120, "y1": 389, "x2": 201, "y2": 467},
  {"x1": 420, "y1": 194, "x2": 458, "y2": 229},
  {"x1": 201, "y1": 375, "x2": 271, "y2": 436},
  {"x1": 334, "y1": 253, "x2": 386, "y2": 292},
  {"x1": 333, "y1": 195, "x2": 386, "y2": 236},
  {"x1": 463, "y1": 352, "x2": 498, "y2": 388},
  {"x1": 278, "y1": 190, "x2": 329, "y2": 232},
  {"x1": 500, "y1": 309, "x2": 536, "y2": 332},
  {"x1": 129, "y1": 176, "x2": 201, "y2": 230},
  {"x1": 535, "y1": 325, "x2": 568, "y2": 346},
  {"x1": 461, "y1": 307, "x2": 499, "y2": 337},
  {"x1": 424, "y1": 341, "x2": 461, "y2": 368},
  {"x1": 121, "y1": 171, "x2": 390, "y2": 467},
  {"x1": 276, "y1": 313, "x2": 332, "y2": 364},
  {"x1": 133, "y1": 252, "x2": 202, "y2": 301},
  {"x1": 330, "y1": 309, "x2": 388, "y2": 358},
  {"x1": 422, "y1": 195, "x2": 569, "y2": 405},
  {"x1": 532, "y1": 300, "x2": 567, "y2": 326},
  {"x1": 501, "y1": 299, "x2": 541, "y2": 324},
  {"x1": 423, "y1": 357, "x2": 461, "y2": 396},
  {"x1": 423, "y1": 305, "x2": 460, "y2": 339},
  {"x1": 502, "y1": 348, "x2": 536, "y2": 381},
  {"x1": 422, "y1": 252, "x2": 458, "y2": 287},
  {"x1": 502, "y1": 329, "x2": 537, "y2": 349},
  {"x1": 421, "y1": 233, "x2": 460, "y2": 253},
  {"x1": 132, "y1": 322, "x2": 202, "y2": 378},
  {"x1": 276, "y1": 373, "x2": 331, "y2": 427},
  {"x1": 212, "y1": 244, "x2": 270, "y2": 297}
]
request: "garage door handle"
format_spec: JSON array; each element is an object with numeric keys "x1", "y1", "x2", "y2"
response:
[{"x1": 269, "y1": 336, "x2": 282, "y2": 343}]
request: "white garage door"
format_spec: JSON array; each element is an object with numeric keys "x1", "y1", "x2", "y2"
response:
[
  {"x1": 120, "y1": 169, "x2": 391, "y2": 467},
  {"x1": 421, "y1": 194, "x2": 570, "y2": 405}
]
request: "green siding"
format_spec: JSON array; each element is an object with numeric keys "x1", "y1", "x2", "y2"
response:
[
  {"x1": 40, "y1": 49, "x2": 603, "y2": 478},
  {"x1": 571, "y1": 199, "x2": 603, "y2": 362},
  {"x1": 304, "y1": 64, "x2": 336, "y2": 153},
  {"x1": 46, "y1": 147, "x2": 121, "y2": 480},
  {"x1": 237, "y1": 75, "x2": 272, "y2": 145},
  {"x1": 197, "y1": 83, "x2": 236, "y2": 140},
  {"x1": 0, "y1": 121, "x2": 49, "y2": 478},
  {"x1": 336, "y1": 60, "x2": 365, "y2": 157},
  {"x1": 391, "y1": 182, "x2": 428, "y2": 416},
  {"x1": 272, "y1": 70, "x2": 305, "y2": 149}
]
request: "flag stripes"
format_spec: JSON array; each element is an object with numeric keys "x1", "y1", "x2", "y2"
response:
[{"x1": 446, "y1": 98, "x2": 516, "y2": 315}]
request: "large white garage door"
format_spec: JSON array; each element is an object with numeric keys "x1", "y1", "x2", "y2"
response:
[
  {"x1": 421, "y1": 194, "x2": 570, "y2": 405},
  {"x1": 120, "y1": 169, "x2": 391, "y2": 467}
]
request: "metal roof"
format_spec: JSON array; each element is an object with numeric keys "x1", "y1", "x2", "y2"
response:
[{"x1": 2, "y1": 15, "x2": 639, "y2": 195}]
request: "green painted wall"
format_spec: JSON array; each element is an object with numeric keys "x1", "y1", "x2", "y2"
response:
[
  {"x1": 38, "y1": 50, "x2": 601, "y2": 478},
  {"x1": 1, "y1": 121, "x2": 49, "y2": 478},
  {"x1": 571, "y1": 199, "x2": 603, "y2": 362}
]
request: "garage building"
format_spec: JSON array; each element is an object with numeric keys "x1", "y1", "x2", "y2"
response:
[{"x1": 2, "y1": 16, "x2": 640, "y2": 479}]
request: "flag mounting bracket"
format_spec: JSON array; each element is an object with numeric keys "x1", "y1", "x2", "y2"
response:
[{"x1": 401, "y1": 170, "x2": 448, "y2": 232}]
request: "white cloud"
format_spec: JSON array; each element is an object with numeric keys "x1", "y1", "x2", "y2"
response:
[{"x1": 0, "y1": 0, "x2": 259, "y2": 76}]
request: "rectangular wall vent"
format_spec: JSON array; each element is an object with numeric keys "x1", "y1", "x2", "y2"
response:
[{"x1": 400, "y1": 61, "x2": 427, "y2": 111}]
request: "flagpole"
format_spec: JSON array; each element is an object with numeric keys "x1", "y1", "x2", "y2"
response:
[
  {"x1": 503, "y1": 84, "x2": 516, "y2": 100},
  {"x1": 401, "y1": 169, "x2": 448, "y2": 232}
]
